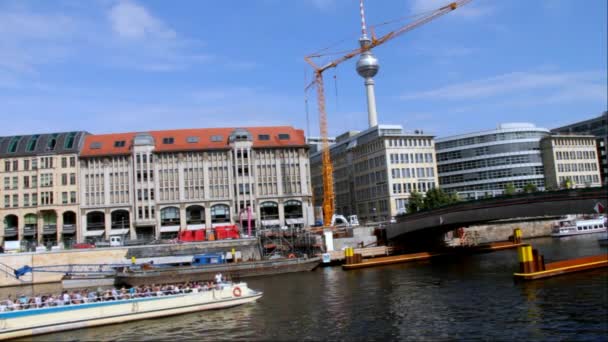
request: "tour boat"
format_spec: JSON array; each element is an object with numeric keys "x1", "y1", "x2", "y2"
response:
[
  {"x1": 0, "y1": 282, "x2": 261, "y2": 340},
  {"x1": 551, "y1": 215, "x2": 607, "y2": 237}
]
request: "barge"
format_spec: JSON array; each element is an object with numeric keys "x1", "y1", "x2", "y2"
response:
[
  {"x1": 0, "y1": 282, "x2": 262, "y2": 340},
  {"x1": 115, "y1": 256, "x2": 321, "y2": 287}
]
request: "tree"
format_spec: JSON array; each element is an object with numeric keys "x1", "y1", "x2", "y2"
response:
[
  {"x1": 407, "y1": 191, "x2": 424, "y2": 214},
  {"x1": 523, "y1": 183, "x2": 538, "y2": 193},
  {"x1": 504, "y1": 183, "x2": 516, "y2": 195},
  {"x1": 561, "y1": 177, "x2": 573, "y2": 189},
  {"x1": 423, "y1": 187, "x2": 458, "y2": 210}
]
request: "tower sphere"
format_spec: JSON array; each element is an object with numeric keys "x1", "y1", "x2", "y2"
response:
[{"x1": 356, "y1": 52, "x2": 379, "y2": 79}]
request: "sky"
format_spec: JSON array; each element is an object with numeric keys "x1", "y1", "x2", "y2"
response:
[{"x1": 0, "y1": 0, "x2": 606, "y2": 138}]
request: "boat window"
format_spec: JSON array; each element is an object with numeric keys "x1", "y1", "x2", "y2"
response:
[{"x1": 577, "y1": 227, "x2": 582, "y2": 231}]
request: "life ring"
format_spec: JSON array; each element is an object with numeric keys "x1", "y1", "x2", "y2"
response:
[
  {"x1": 233, "y1": 287, "x2": 242, "y2": 297},
  {"x1": 288, "y1": 253, "x2": 296, "y2": 259}
]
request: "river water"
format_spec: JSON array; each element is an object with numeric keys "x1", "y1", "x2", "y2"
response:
[{"x1": 13, "y1": 234, "x2": 608, "y2": 341}]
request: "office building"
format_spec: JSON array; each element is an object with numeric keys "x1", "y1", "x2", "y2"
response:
[{"x1": 540, "y1": 135, "x2": 601, "y2": 189}]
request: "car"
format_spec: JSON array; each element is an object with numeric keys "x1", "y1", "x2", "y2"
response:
[{"x1": 72, "y1": 243, "x2": 96, "y2": 249}]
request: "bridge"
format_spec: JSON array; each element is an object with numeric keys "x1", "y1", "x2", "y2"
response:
[{"x1": 386, "y1": 186, "x2": 608, "y2": 240}]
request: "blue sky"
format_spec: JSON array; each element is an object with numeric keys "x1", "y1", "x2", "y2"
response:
[{"x1": 1, "y1": 0, "x2": 606, "y2": 138}]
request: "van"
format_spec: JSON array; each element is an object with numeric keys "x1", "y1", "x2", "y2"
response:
[{"x1": 110, "y1": 236, "x2": 123, "y2": 247}]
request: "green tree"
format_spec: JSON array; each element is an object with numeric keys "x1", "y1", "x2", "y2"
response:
[
  {"x1": 423, "y1": 187, "x2": 458, "y2": 210},
  {"x1": 407, "y1": 191, "x2": 424, "y2": 214},
  {"x1": 523, "y1": 183, "x2": 538, "y2": 193},
  {"x1": 561, "y1": 177, "x2": 573, "y2": 189},
  {"x1": 504, "y1": 183, "x2": 516, "y2": 195}
]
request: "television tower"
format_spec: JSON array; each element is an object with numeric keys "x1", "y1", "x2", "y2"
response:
[{"x1": 356, "y1": 0, "x2": 380, "y2": 128}]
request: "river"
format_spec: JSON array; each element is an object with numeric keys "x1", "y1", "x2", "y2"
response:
[{"x1": 10, "y1": 234, "x2": 608, "y2": 341}]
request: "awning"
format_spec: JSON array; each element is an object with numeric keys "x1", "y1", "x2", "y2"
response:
[
  {"x1": 42, "y1": 229, "x2": 57, "y2": 235},
  {"x1": 187, "y1": 224, "x2": 206, "y2": 231},
  {"x1": 261, "y1": 219, "x2": 281, "y2": 226},
  {"x1": 109, "y1": 229, "x2": 130, "y2": 236},
  {"x1": 84, "y1": 230, "x2": 105, "y2": 237},
  {"x1": 3, "y1": 229, "x2": 17, "y2": 237},
  {"x1": 160, "y1": 225, "x2": 180, "y2": 233},
  {"x1": 62, "y1": 225, "x2": 76, "y2": 234},
  {"x1": 23, "y1": 229, "x2": 37, "y2": 237}
]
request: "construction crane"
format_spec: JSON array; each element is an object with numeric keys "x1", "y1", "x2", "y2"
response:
[{"x1": 305, "y1": 0, "x2": 471, "y2": 227}]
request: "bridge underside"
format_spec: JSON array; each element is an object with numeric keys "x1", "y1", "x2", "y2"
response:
[{"x1": 387, "y1": 187, "x2": 608, "y2": 240}]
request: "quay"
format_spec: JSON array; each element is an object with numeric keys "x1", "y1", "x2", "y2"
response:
[{"x1": 513, "y1": 244, "x2": 608, "y2": 280}]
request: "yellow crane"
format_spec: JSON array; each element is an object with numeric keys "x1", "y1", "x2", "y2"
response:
[{"x1": 305, "y1": 0, "x2": 471, "y2": 227}]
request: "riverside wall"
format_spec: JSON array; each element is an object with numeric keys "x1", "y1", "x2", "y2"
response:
[
  {"x1": 0, "y1": 239, "x2": 261, "y2": 287},
  {"x1": 464, "y1": 217, "x2": 560, "y2": 244}
]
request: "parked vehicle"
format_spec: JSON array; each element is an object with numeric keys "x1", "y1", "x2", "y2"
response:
[{"x1": 72, "y1": 243, "x2": 96, "y2": 249}]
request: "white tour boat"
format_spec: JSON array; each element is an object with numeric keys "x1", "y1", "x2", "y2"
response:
[
  {"x1": 0, "y1": 282, "x2": 261, "y2": 340},
  {"x1": 551, "y1": 215, "x2": 607, "y2": 237}
]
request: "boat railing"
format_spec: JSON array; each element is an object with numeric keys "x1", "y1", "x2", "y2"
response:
[{"x1": 0, "y1": 282, "x2": 238, "y2": 313}]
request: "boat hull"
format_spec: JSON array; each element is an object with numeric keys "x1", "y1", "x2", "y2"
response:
[
  {"x1": 115, "y1": 257, "x2": 321, "y2": 287},
  {"x1": 551, "y1": 228, "x2": 607, "y2": 237},
  {"x1": 0, "y1": 283, "x2": 261, "y2": 340}
]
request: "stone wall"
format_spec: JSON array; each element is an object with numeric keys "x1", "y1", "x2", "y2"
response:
[{"x1": 464, "y1": 218, "x2": 559, "y2": 244}]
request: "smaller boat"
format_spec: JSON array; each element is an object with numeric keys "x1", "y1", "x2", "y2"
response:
[
  {"x1": 551, "y1": 215, "x2": 607, "y2": 237},
  {"x1": 0, "y1": 282, "x2": 261, "y2": 340}
]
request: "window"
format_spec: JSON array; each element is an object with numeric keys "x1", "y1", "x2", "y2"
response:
[
  {"x1": 46, "y1": 134, "x2": 58, "y2": 151},
  {"x1": 62, "y1": 192, "x2": 68, "y2": 204},
  {"x1": 211, "y1": 135, "x2": 223, "y2": 142},
  {"x1": 24, "y1": 159, "x2": 29, "y2": 170},
  {"x1": 24, "y1": 194, "x2": 29, "y2": 207},
  {"x1": 12, "y1": 160, "x2": 18, "y2": 171},
  {"x1": 12, "y1": 194, "x2": 18, "y2": 207},
  {"x1": 32, "y1": 158, "x2": 37, "y2": 169},
  {"x1": 4, "y1": 177, "x2": 9, "y2": 190},
  {"x1": 90, "y1": 142, "x2": 102, "y2": 149},
  {"x1": 26, "y1": 135, "x2": 40, "y2": 152},
  {"x1": 12, "y1": 176, "x2": 17, "y2": 189},
  {"x1": 162, "y1": 137, "x2": 174, "y2": 144},
  {"x1": 24, "y1": 176, "x2": 29, "y2": 188},
  {"x1": 70, "y1": 156, "x2": 76, "y2": 167},
  {"x1": 64, "y1": 132, "x2": 77, "y2": 149},
  {"x1": 258, "y1": 134, "x2": 270, "y2": 141},
  {"x1": 4, "y1": 161, "x2": 9, "y2": 172},
  {"x1": 62, "y1": 157, "x2": 67, "y2": 168},
  {"x1": 186, "y1": 136, "x2": 199, "y2": 143},
  {"x1": 32, "y1": 193, "x2": 37, "y2": 206},
  {"x1": 278, "y1": 134, "x2": 290, "y2": 140},
  {"x1": 3, "y1": 195, "x2": 9, "y2": 208},
  {"x1": 70, "y1": 173, "x2": 76, "y2": 185},
  {"x1": 32, "y1": 175, "x2": 37, "y2": 188},
  {"x1": 7, "y1": 136, "x2": 21, "y2": 153},
  {"x1": 70, "y1": 191, "x2": 76, "y2": 203},
  {"x1": 114, "y1": 140, "x2": 126, "y2": 147},
  {"x1": 62, "y1": 174, "x2": 68, "y2": 186}
]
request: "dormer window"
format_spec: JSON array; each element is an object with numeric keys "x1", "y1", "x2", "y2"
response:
[
  {"x1": 90, "y1": 142, "x2": 102, "y2": 149},
  {"x1": 26, "y1": 135, "x2": 40, "y2": 152},
  {"x1": 187, "y1": 136, "x2": 199, "y2": 143},
  {"x1": 258, "y1": 134, "x2": 270, "y2": 141},
  {"x1": 7, "y1": 136, "x2": 21, "y2": 153},
  {"x1": 46, "y1": 134, "x2": 58, "y2": 151},
  {"x1": 64, "y1": 132, "x2": 77, "y2": 149},
  {"x1": 114, "y1": 140, "x2": 126, "y2": 147},
  {"x1": 162, "y1": 137, "x2": 174, "y2": 144},
  {"x1": 211, "y1": 135, "x2": 223, "y2": 142},
  {"x1": 278, "y1": 134, "x2": 290, "y2": 140}
]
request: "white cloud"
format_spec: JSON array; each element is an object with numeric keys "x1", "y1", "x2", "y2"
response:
[
  {"x1": 108, "y1": 1, "x2": 175, "y2": 40},
  {"x1": 400, "y1": 70, "x2": 607, "y2": 102},
  {"x1": 409, "y1": 0, "x2": 493, "y2": 19}
]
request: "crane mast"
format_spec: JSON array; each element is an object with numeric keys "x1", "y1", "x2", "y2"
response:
[{"x1": 306, "y1": 0, "x2": 471, "y2": 227}]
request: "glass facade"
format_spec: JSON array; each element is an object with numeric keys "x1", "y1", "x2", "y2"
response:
[{"x1": 436, "y1": 123, "x2": 549, "y2": 199}]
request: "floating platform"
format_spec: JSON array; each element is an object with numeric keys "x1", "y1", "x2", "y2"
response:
[
  {"x1": 513, "y1": 254, "x2": 608, "y2": 281},
  {"x1": 342, "y1": 241, "x2": 524, "y2": 270}
]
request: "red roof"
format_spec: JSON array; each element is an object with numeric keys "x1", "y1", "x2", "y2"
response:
[{"x1": 80, "y1": 126, "x2": 306, "y2": 157}]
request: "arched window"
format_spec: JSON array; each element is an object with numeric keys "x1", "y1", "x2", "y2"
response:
[
  {"x1": 284, "y1": 200, "x2": 303, "y2": 219},
  {"x1": 160, "y1": 207, "x2": 180, "y2": 226},
  {"x1": 211, "y1": 204, "x2": 230, "y2": 223},
  {"x1": 187, "y1": 205, "x2": 205, "y2": 225},
  {"x1": 260, "y1": 202, "x2": 279, "y2": 220},
  {"x1": 86, "y1": 211, "x2": 105, "y2": 230}
]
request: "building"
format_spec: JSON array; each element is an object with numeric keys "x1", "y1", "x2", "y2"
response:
[
  {"x1": 0, "y1": 132, "x2": 88, "y2": 248},
  {"x1": 551, "y1": 112, "x2": 608, "y2": 185},
  {"x1": 435, "y1": 123, "x2": 550, "y2": 199},
  {"x1": 78, "y1": 126, "x2": 313, "y2": 242},
  {"x1": 540, "y1": 135, "x2": 602, "y2": 189},
  {"x1": 306, "y1": 136, "x2": 336, "y2": 154},
  {"x1": 310, "y1": 125, "x2": 438, "y2": 222}
]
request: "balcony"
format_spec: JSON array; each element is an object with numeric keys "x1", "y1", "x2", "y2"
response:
[
  {"x1": 3, "y1": 227, "x2": 17, "y2": 238},
  {"x1": 23, "y1": 225, "x2": 37, "y2": 237},
  {"x1": 62, "y1": 224, "x2": 76, "y2": 234},
  {"x1": 43, "y1": 224, "x2": 57, "y2": 235}
]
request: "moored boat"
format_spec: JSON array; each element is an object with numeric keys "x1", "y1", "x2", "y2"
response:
[
  {"x1": 0, "y1": 282, "x2": 261, "y2": 340},
  {"x1": 115, "y1": 256, "x2": 321, "y2": 287},
  {"x1": 551, "y1": 215, "x2": 607, "y2": 237}
]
